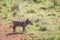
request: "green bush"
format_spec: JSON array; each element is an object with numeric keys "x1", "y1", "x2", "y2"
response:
[
  {"x1": 58, "y1": 26, "x2": 60, "y2": 30},
  {"x1": 34, "y1": 37, "x2": 41, "y2": 40},
  {"x1": 39, "y1": 26, "x2": 47, "y2": 31},
  {"x1": 33, "y1": 0, "x2": 46, "y2": 3},
  {"x1": 55, "y1": 35, "x2": 60, "y2": 40}
]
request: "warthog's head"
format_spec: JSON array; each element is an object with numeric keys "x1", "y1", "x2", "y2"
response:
[{"x1": 26, "y1": 19, "x2": 33, "y2": 25}]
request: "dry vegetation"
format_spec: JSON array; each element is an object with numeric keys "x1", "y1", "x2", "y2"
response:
[{"x1": 0, "y1": 0, "x2": 60, "y2": 40}]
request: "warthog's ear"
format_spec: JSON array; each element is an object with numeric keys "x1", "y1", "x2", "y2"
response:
[
  {"x1": 26, "y1": 18, "x2": 31, "y2": 21},
  {"x1": 26, "y1": 19, "x2": 29, "y2": 20}
]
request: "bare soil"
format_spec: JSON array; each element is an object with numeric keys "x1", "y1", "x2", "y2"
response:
[{"x1": 0, "y1": 24, "x2": 37, "y2": 40}]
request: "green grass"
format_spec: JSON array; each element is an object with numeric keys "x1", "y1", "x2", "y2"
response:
[{"x1": 0, "y1": 0, "x2": 60, "y2": 40}]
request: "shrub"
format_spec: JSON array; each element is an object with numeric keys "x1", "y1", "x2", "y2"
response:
[
  {"x1": 34, "y1": 37, "x2": 41, "y2": 40},
  {"x1": 47, "y1": 37, "x2": 55, "y2": 40},
  {"x1": 27, "y1": 9, "x2": 35, "y2": 13},
  {"x1": 55, "y1": 36, "x2": 60, "y2": 40},
  {"x1": 58, "y1": 26, "x2": 60, "y2": 30},
  {"x1": 33, "y1": 0, "x2": 46, "y2": 3},
  {"x1": 35, "y1": 24, "x2": 39, "y2": 27},
  {"x1": 39, "y1": 27, "x2": 47, "y2": 31},
  {"x1": 1, "y1": 14, "x2": 7, "y2": 20},
  {"x1": 2, "y1": 3, "x2": 6, "y2": 6}
]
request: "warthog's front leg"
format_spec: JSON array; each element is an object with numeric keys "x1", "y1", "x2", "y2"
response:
[
  {"x1": 22, "y1": 26, "x2": 26, "y2": 33},
  {"x1": 13, "y1": 26, "x2": 16, "y2": 34}
]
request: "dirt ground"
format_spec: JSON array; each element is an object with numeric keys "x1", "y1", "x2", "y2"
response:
[{"x1": 0, "y1": 24, "x2": 37, "y2": 40}]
